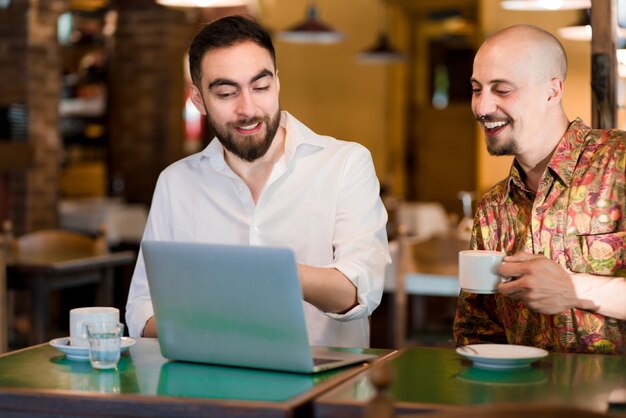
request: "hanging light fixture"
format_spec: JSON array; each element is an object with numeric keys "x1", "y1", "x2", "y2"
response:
[
  {"x1": 278, "y1": 1, "x2": 343, "y2": 44},
  {"x1": 357, "y1": 2, "x2": 405, "y2": 64},
  {"x1": 558, "y1": 8, "x2": 626, "y2": 41},
  {"x1": 557, "y1": 8, "x2": 592, "y2": 40},
  {"x1": 500, "y1": 0, "x2": 590, "y2": 10},
  {"x1": 69, "y1": 0, "x2": 108, "y2": 10},
  {"x1": 357, "y1": 33, "x2": 405, "y2": 64},
  {"x1": 156, "y1": 0, "x2": 251, "y2": 7}
]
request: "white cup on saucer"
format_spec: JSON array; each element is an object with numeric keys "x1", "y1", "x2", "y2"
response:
[
  {"x1": 69, "y1": 307, "x2": 119, "y2": 348},
  {"x1": 458, "y1": 250, "x2": 505, "y2": 294}
]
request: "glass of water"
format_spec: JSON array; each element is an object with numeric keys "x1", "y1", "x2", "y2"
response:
[{"x1": 86, "y1": 322, "x2": 124, "y2": 370}]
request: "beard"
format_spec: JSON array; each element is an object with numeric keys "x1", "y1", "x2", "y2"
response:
[
  {"x1": 486, "y1": 136, "x2": 518, "y2": 156},
  {"x1": 208, "y1": 109, "x2": 281, "y2": 162}
]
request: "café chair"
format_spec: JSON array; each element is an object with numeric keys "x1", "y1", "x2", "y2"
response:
[
  {"x1": 395, "y1": 201, "x2": 450, "y2": 244},
  {"x1": 4, "y1": 223, "x2": 117, "y2": 346},
  {"x1": 390, "y1": 202, "x2": 463, "y2": 348},
  {"x1": 7, "y1": 225, "x2": 108, "y2": 260}
]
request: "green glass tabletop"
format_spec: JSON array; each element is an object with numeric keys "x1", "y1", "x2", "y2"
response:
[
  {"x1": 0, "y1": 338, "x2": 383, "y2": 403},
  {"x1": 318, "y1": 346, "x2": 626, "y2": 413}
]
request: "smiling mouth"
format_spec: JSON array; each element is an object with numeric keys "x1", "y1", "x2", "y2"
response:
[
  {"x1": 234, "y1": 122, "x2": 262, "y2": 134},
  {"x1": 484, "y1": 120, "x2": 507, "y2": 129},
  {"x1": 481, "y1": 119, "x2": 510, "y2": 135}
]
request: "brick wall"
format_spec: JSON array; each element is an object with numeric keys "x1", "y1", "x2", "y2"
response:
[
  {"x1": 0, "y1": 0, "x2": 66, "y2": 235},
  {"x1": 108, "y1": 0, "x2": 188, "y2": 206},
  {"x1": 0, "y1": 0, "x2": 208, "y2": 231}
]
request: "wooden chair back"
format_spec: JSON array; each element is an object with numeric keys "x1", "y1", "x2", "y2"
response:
[{"x1": 9, "y1": 228, "x2": 108, "y2": 261}]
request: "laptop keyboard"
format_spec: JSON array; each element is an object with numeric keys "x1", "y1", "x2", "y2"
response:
[{"x1": 313, "y1": 357, "x2": 338, "y2": 366}]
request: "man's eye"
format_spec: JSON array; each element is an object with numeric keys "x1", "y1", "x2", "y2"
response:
[
  {"x1": 471, "y1": 88, "x2": 481, "y2": 95},
  {"x1": 254, "y1": 85, "x2": 270, "y2": 91},
  {"x1": 495, "y1": 90, "x2": 511, "y2": 95},
  {"x1": 216, "y1": 91, "x2": 236, "y2": 98}
]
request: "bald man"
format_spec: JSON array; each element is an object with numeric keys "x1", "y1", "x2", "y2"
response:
[{"x1": 453, "y1": 25, "x2": 626, "y2": 354}]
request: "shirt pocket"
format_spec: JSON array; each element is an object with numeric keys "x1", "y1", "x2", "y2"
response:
[{"x1": 569, "y1": 231, "x2": 626, "y2": 276}]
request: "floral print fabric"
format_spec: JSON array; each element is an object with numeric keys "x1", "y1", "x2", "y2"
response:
[{"x1": 453, "y1": 118, "x2": 626, "y2": 354}]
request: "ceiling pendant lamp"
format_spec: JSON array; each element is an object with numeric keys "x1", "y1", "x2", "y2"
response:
[
  {"x1": 357, "y1": 33, "x2": 405, "y2": 64},
  {"x1": 69, "y1": 0, "x2": 109, "y2": 10},
  {"x1": 558, "y1": 8, "x2": 626, "y2": 41},
  {"x1": 278, "y1": 2, "x2": 343, "y2": 44},
  {"x1": 500, "y1": 0, "x2": 590, "y2": 10},
  {"x1": 357, "y1": 2, "x2": 405, "y2": 64},
  {"x1": 557, "y1": 8, "x2": 592, "y2": 40},
  {"x1": 156, "y1": 0, "x2": 251, "y2": 8}
]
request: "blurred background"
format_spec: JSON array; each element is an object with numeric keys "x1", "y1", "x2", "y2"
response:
[{"x1": 0, "y1": 0, "x2": 623, "y2": 349}]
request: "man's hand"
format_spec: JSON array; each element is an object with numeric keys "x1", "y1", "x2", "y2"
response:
[{"x1": 497, "y1": 252, "x2": 583, "y2": 315}]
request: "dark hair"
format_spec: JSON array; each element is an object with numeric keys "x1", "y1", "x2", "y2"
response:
[{"x1": 188, "y1": 15, "x2": 276, "y2": 88}]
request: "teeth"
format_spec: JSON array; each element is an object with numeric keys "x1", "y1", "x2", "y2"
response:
[
  {"x1": 484, "y1": 120, "x2": 507, "y2": 129},
  {"x1": 239, "y1": 123, "x2": 259, "y2": 130}
]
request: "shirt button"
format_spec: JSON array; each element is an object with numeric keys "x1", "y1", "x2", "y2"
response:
[{"x1": 536, "y1": 207, "x2": 544, "y2": 214}]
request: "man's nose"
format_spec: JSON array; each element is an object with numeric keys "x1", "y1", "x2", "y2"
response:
[
  {"x1": 236, "y1": 91, "x2": 256, "y2": 117},
  {"x1": 473, "y1": 93, "x2": 496, "y2": 118}
]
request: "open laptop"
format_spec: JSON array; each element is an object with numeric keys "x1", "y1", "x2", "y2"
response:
[{"x1": 142, "y1": 240, "x2": 376, "y2": 374}]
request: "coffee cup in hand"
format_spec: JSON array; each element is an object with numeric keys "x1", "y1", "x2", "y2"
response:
[
  {"x1": 458, "y1": 250, "x2": 505, "y2": 294},
  {"x1": 69, "y1": 307, "x2": 119, "y2": 348}
]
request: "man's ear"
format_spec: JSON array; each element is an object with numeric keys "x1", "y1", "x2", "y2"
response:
[
  {"x1": 547, "y1": 77, "x2": 564, "y2": 104},
  {"x1": 189, "y1": 84, "x2": 207, "y2": 115}
]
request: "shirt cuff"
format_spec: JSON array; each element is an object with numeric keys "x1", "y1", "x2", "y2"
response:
[
  {"x1": 325, "y1": 303, "x2": 369, "y2": 322},
  {"x1": 323, "y1": 260, "x2": 378, "y2": 322}
]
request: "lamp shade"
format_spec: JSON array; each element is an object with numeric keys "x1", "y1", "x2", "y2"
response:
[
  {"x1": 357, "y1": 33, "x2": 405, "y2": 64},
  {"x1": 557, "y1": 8, "x2": 591, "y2": 40},
  {"x1": 278, "y1": 5, "x2": 343, "y2": 44},
  {"x1": 501, "y1": 0, "x2": 590, "y2": 10},
  {"x1": 156, "y1": 0, "x2": 250, "y2": 7},
  {"x1": 558, "y1": 8, "x2": 626, "y2": 41}
]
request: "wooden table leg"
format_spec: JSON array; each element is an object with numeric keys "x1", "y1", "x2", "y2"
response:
[
  {"x1": 95, "y1": 268, "x2": 114, "y2": 307},
  {"x1": 0, "y1": 251, "x2": 6, "y2": 352},
  {"x1": 413, "y1": 295, "x2": 427, "y2": 332},
  {"x1": 394, "y1": 269, "x2": 407, "y2": 349},
  {"x1": 394, "y1": 238, "x2": 417, "y2": 348},
  {"x1": 31, "y1": 276, "x2": 48, "y2": 345}
]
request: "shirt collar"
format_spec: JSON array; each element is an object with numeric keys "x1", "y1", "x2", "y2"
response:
[
  {"x1": 546, "y1": 117, "x2": 590, "y2": 187},
  {"x1": 281, "y1": 111, "x2": 327, "y2": 164},
  {"x1": 505, "y1": 117, "x2": 590, "y2": 195},
  {"x1": 199, "y1": 111, "x2": 326, "y2": 172}
]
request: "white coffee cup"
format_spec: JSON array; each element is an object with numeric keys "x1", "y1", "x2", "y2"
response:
[
  {"x1": 69, "y1": 307, "x2": 119, "y2": 348},
  {"x1": 458, "y1": 250, "x2": 505, "y2": 294}
]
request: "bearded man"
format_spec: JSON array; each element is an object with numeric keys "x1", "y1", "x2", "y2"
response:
[{"x1": 125, "y1": 16, "x2": 390, "y2": 348}]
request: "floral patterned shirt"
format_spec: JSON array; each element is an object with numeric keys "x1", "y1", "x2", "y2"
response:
[{"x1": 453, "y1": 118, "x2": 626, "y2": 354}]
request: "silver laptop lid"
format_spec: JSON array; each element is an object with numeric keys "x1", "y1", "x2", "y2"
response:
[{"x1": 142, "y1": 241, "x2": 315, "y2": 373}]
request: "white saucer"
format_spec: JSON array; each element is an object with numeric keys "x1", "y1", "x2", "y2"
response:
[
  {"x1": 456, "y1": 344, "x2": 548, "y2": 370},
  {"x1": 49, "y1": 337, "x2": 136, "y2": 361}
]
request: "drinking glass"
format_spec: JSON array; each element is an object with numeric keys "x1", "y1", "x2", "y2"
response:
[{"x1": 86, "y1": 322, "x2": 124, "y2": 370}]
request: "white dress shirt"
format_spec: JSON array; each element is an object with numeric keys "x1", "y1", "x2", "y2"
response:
[{"x1": 126, "y1": 111, "x2": 390, "y2": 347}]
